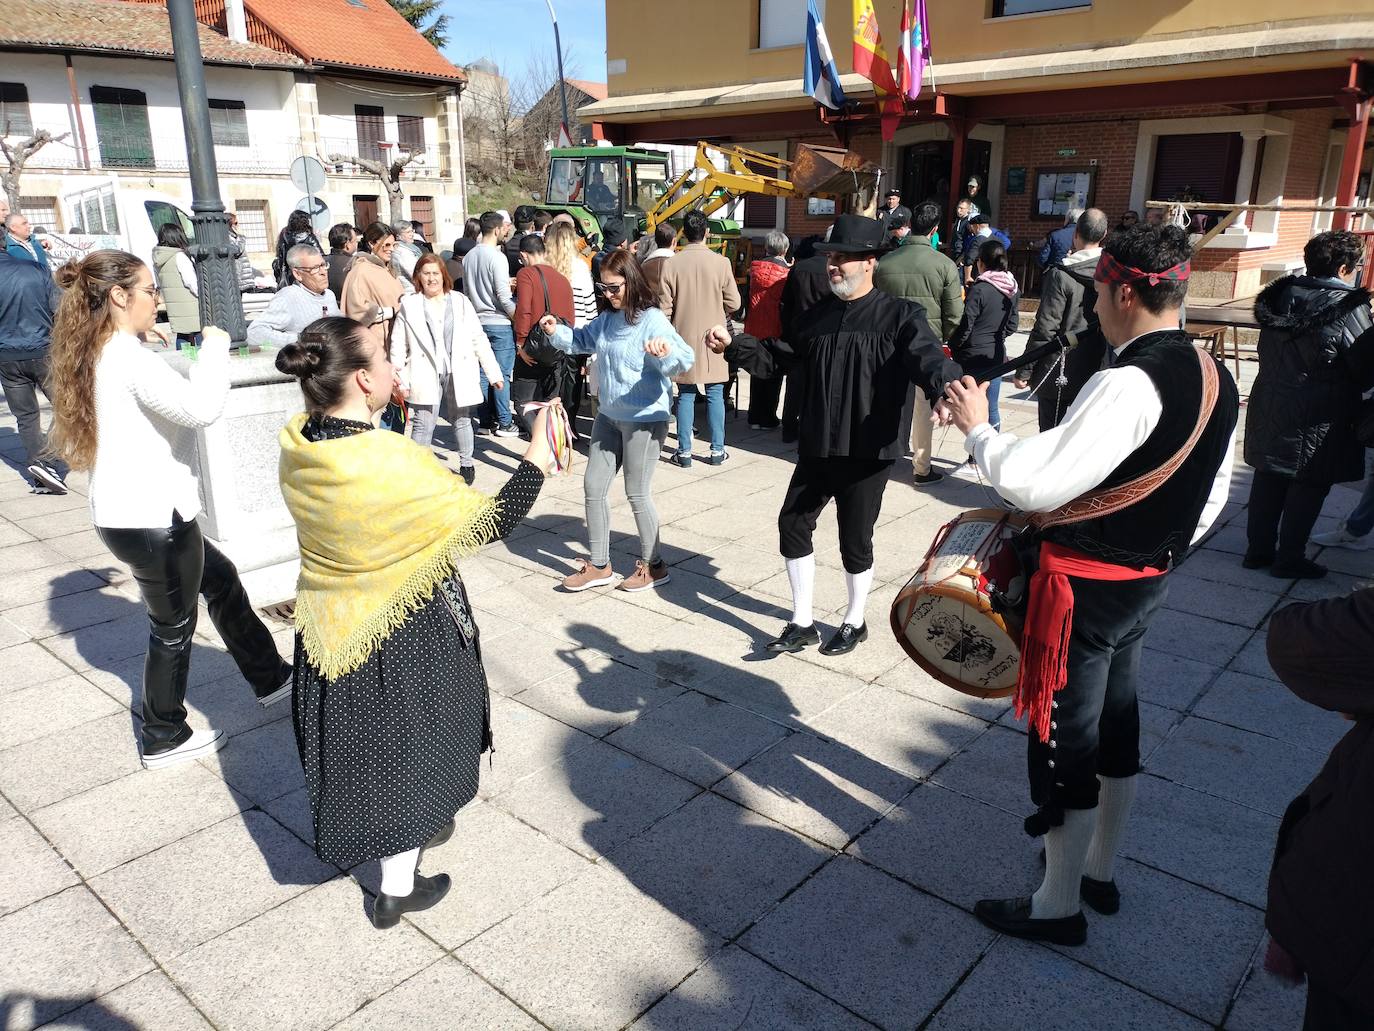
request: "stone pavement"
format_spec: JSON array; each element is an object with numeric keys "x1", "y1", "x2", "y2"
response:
[{"x1": 1, "y1": 362, "x2": 1364, "y2": 1030}]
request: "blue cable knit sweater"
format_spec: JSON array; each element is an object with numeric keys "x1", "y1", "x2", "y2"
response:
[{"x1": 553, "y1": 307, "x2": 694, "y2": 423}]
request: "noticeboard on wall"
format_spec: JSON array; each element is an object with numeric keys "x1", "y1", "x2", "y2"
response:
[
  {"x1": 1032, "y1": 166, "x2": 1096, "y2": 220},
  {"x1": 1006, "y1": 166, "x2": 1027, "y2": 195}
]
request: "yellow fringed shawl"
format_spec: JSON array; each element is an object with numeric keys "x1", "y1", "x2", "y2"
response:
[{"x1": 278, "y1": 413, "x2": 498, "y2": 680}]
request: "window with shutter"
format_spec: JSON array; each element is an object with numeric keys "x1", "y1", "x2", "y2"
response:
[
  {"x1": 743, "y1": 190, "x2": 777, "y2": 229},
  {"x1": 0, "y1": 83, "x2": 33, "y2": 136},
  {"x1": 355, "y1": 105, "x2": 385, "y2": 163},
  {"x1": 409, "y1": 196, "x2": 434, "y2": 241},
  {"x1": 1150, "y1": 133, "x2": 1243, "y2": 205},
  {"x1": 397, "y1": 115, "x2": 425, "y2": 155},
  {"x1": 234, "y1": 200, "x2": 271, "y2": 251},
  {"x1": 90, "y1": 86, "x2": 153, "y2": 169},
  {"x1": 208, "y1": 99, "x2": 249, "y2": 147}
]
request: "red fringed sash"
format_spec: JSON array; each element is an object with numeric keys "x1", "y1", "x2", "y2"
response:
[{"x1": 1015, "y1": 542, "x2": 1166, "y2": 742}]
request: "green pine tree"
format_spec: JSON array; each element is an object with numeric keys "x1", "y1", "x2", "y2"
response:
[{"x1": 388, "y1": 0, "x2": 450, "y2": 49}]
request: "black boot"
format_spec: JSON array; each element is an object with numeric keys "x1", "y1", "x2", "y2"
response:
[
  {"x1": 973, "y1": 896, "x2": 1087, "y2": 946},
  {"x1": 372, "y1": 872, "x2": 451, "y2": 930},
  {"x1": 766, "y1": 622, "x2": 819, "y2": 653}
]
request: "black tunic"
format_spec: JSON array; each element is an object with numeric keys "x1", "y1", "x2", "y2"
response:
[
  {"x1": 291, "y1": 415, "x2": 543, "y2": 867},
  {"x1": 727, "y1": 288, "x2": 961, "y2": 460}
]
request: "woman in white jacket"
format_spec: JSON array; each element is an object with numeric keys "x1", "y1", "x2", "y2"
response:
[{"x1": 392, "y1": 253, "x2": 503, "y2": 484}]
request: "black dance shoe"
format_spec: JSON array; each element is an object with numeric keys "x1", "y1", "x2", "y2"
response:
[
  {"x1": 459, "y1": 466, "x2": 475, "y2": 486},
  {"x1": 1270, "y1": 558, "x2": 1327, "y2": 580},
  {"x1": 1080, "y1": 875, "x2": 1120, "y2": 915},
  {"x1": 766, "y1": 622, "x2": 820, "y2": 653},
  {"x1": 819, "y1": 622, "x2": 867, "y2": 656},
  {"x1": 1240, "y1": 552, "x2": 1273, "y2": 569},
  {"x1": 973, "y1": 896, "x2": 1087, "y2": 946},
  {"x1": 372, "y1": 872, "x2": 451, "y2": 929}
]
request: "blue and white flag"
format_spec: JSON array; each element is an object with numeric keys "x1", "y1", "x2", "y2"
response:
[{"x1": 804, "y1": 0, "x2": 848, "y2": 111}]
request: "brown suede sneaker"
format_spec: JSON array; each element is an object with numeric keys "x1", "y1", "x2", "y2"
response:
[
  {"x1": 562, "y1": 559, "x2": 617, "y2": 592},
  {"x1": 617, "y1": 560, "x2": 671, "y2": 593}
]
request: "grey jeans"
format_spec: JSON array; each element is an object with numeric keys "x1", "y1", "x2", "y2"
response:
[
  {"x1": 408, "y1": 374, "x2": 449, "y2": 448},
  {"x1": 585, "y1": 414, "x2": 667, "y2": 566}
]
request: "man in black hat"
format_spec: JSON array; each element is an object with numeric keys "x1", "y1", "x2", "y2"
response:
[
  {"x1": 879, "y1": 187, "x2": 911, "y2": 233},
  {"x1": 708, "y1": 214, "x2": 961, "y2": 656}
]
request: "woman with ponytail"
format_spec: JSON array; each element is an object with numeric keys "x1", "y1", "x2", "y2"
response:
[
  {"x1": 47, "y1": 250, "x2": 292, "y2": 769},
  {"x1": 275, "y1": 317, "x2": 556, "y2": 928}
]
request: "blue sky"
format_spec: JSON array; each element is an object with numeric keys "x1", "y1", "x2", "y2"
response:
[{"x1": 441, "y1": 0, "x2": 608, "y2": 83}]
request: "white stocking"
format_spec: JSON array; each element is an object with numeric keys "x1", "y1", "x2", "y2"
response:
[
  {"x1": 785, "y1": 555, "x2": 815, "y2": 628},
  {"x1": 1030, "y1": 807, "x2": 1094, "y2": 919},
  {"x1": 1084, "y1": 775, "x2": 1138, "y2": 882},
  {"x1": 379, "y1": 847, "x2": 420, "y2": 897},
  {"x1": 843, "y1": 567, "x2": 875, "y2": 627}
]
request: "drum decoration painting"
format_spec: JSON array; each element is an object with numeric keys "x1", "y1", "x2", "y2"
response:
[{"x1": 890, "y1": 509, "x2": 1028, "y2": 698}]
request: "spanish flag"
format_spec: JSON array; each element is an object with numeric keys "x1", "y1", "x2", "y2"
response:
[{"x1": 853, "y1": 0, "x2": 903, "y2": 140}]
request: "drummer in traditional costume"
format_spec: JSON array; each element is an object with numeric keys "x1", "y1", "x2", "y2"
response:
[
  {"x1": 940, "y1": 224, "x2": 1239, "y2": 945},
  {"x1": 708, "y1": 215, "x2": 960, "y2": 656},
  {"x1": 275, "y1": 317, "x2": 555, "y2": 929}
]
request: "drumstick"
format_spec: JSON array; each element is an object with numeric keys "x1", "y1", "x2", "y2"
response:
[{"x1": 968, "y1": 331, "x2": 1081, "y2": 387}]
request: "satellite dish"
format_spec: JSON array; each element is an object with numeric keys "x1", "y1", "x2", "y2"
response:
[
  {"x1": 294, "y1": 196, "x2": 331, "y2": 234},
  {"x1": 289, "y1": 155, "x2": 328, "y2": 195}
]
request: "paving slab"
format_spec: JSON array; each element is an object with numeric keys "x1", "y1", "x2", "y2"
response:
[
  {"x1": 1138, "y1": 647, "x2": 1222, "y2": 711},
  {"x1": 518, "y1": 651, "x2": 683, "y2": 737},
  {"x1": 479, "y1": 695, "x2": 598, "y2": 800},
  {"x1": 633, "y1": 945, "x2": 872, "y2": 1031},
  {"x1": 1223, "y1": 948, "x2": 1308, "y2": 1031},
  {"x1": 742, "y1": 856, "x2": 994, "y2": 1029},
  {"x1": 262, "y1": 785, "x2": 316, "y2": 847},
  {"x1": 458, "y1": 866, "x2": 721, "y2": 1031},
  {"x1": 1047, "y1": 858, "x2": 1265, "y2": 1025},
  {"x1": 851, "y1": 782, "x2": 1039, "y2": 908},
  {"x1": 928, "y1": 937, "x2": 1208, "y2": 1030},
  {"x1": 168, "y1": 877, "x2": 441, "y2": 1031},
  {"x1": 1124, "y1": 775, "x2": 1280, "y2": 909},
  {"x1": 807, "y1": 683, "x2": 989, "y2": 781},
  {"x1": 90, "y1": 809, "x2": 334, "y2": 960},
  {"x1": 928, "y1": 723, "x2": 1030, "y2": 816},
  {"x1": 1143, "y1": 608, "x2": 1255, "y2": 666},
  {"x1": 39, "y1": 612, "x2": 150, "y2": 673},
  {"x1": 0, "y1": 885, "x2": 153, "y2": 1031},
  {"x1": 480, "y1": 625, "x2": 609, "y2": 695},
  {"x1": 1225, "y1": 634, "x2": 1278, "y2": 681},
  {"x1": 1177, "y1": 548, "x2": 1292, "y2": 594},
  {"x1": 492, "y1": 737, "x2": 700, "y2": 859},
  {"x1": 6, "y1": 586, "x2": 141, "y2": 639},
  {"x1": 197, "y1": 717, "x2": 305, "y2": 805},
  {"x1": 39, "y1": 970, "x2": 212, "y2": 1031},
  {"x1": 32, "y1": 763, "x2": 251, "y2": 877},
  {"x1": 0, "y1": 612, "x2": 31, "y2": 648},
  {"x1": 0, "y1": 565, "x2": 107, "y2": 612},
  {"x1": 0, "y1": 640, "x2": 75, "y2": 692},
  {"x1": 876, "y1": 657, "x2": 1014, "y2": 723},
  {"x1": 0, "y1": 673, "x2": 122, "y2": 748},
  {"x1": 332, "y1": 957, "x2": 543, "y2": 1030},
  {"x1": 606, "y1": 792, "x2": 832, "y2": 939},
  {"x1": 1145, "y1": 716, "x2": 1324, "y2": 818},
  {"x1": 1194, "y1": 669, "x2": 1349, "y2": 754},
  {"x1": 1163, "y1": 571, "x2": 1277, "y2": 629},
  {"x1": 714, "y1": 731, "x2": 916, "y2": 849},
  {"x1": 0, "y1": 813, "x2": 79, "y2": 917},
  {"x1": 605, "y1": 690, "x2": 790, "y2": 787}
]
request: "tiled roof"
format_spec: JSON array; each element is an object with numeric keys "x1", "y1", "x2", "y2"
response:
[
  {"x1": 0, "y1": 0, "x2": 302, "y2": 67},
  {"x1": 244, "y1": 0, "x2": 466, "y2": 84},
  {"x1": 566, "y1": 78, "x2": 607, "y2": 102}
]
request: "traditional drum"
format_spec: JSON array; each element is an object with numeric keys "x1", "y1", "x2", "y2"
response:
[{"x1": 890, "y1": 508, "x2": 1029, "y2": 699}]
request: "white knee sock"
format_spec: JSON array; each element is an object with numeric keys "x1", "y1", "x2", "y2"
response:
[
  {"x1": 785, "y1": 555, "x2": 815, "y2": 627},
  {"x1": 1084, "y1": 775, "x2": 1138, "y2": 882},
  {"x1": 843, "y1": 567, "x2": 875, "y2": 627},
  {"x1": 379, "y1": 847, "x2": 420, "y2": 897},
  {"x1": 1030, "y1": 807, "x2": 1095, "y2": 919}
]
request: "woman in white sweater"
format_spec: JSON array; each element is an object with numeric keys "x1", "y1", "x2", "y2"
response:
[
  {"x1": 47, "y1": 250, "x2": 291, "y2": 770},
  {"x1": 391, "y1": 253, "x2": 503, "y2": 484}
]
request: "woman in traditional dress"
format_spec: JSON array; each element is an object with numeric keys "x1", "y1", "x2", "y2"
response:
[{"x1": 276, "y1": 316, "x2": 554, "y2": 928}]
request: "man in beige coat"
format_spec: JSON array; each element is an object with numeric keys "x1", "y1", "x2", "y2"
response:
[{"x1": 660, "y1": 209, "x2": 741, "y2": 467}]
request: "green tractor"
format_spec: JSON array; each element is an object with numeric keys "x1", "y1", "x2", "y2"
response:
[{"x1": 539, "y1": 145, "x2": 745, "y2": 275}]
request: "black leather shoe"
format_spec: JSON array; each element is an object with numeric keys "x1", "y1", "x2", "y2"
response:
[
  {"x1": 1080, "y1": 875, "x2": 1120, "y2": 915},
  {"x1": 372, "y1": 872, "x2": 451, "y2": 929},
  {"x1": 819, "y1": 622, "x2": 867, "y2": 656},
  {"x1": 1270, "y1": 558, "x2": 1327, "y2": 580},
  {"x1": 767, "y1": 622, "x2": 820, "y2": 653},
  {"x1": 459, "y1": 466, "x2": 475, "y2": 486},
  {"x1": 913, "y1": 470, "x2": 944, "y2": 485},
  {"x1": 1240, "y1": 552, "x2": 1274, "y2": 569},
  {"x1": 974, "y1": 896, "x2": 1087, "y2": 946}
]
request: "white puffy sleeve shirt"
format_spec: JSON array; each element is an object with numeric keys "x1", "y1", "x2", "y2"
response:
[{"x1": 88, "y1": 332, "x2": 230, "y2": 528}]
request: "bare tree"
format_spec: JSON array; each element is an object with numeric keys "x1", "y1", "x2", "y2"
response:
[
  {"x1": 1, "y1": 124, "x2": 71, "y2": 211},
  {"x1": 324, "y1": 149, "x2": 420, "y2": 225}
]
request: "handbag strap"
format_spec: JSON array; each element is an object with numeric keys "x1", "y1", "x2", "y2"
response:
[
  {"x1": 1032, "y1": 345, "x2": 1220, "y2": 529},
  {"x1": 535, "y1": 266, "x2": 552, "y2": 322}
]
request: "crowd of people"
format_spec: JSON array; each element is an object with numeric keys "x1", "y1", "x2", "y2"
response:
[{"x1": 2, "y1": 186, "x2": 1373, "y2": 1026}]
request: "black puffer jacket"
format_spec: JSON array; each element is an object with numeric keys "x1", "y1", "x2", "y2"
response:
[{"x1": 1244, "y1": 276, "x2": 1374, "y2": 484}]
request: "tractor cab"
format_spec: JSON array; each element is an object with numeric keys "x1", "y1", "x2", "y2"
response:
[{"x1": 543, "y1": 146, "x2": 672, "y2": 243}]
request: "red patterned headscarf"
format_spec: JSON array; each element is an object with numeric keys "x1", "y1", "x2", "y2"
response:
[{"x1": 1094, "y1": 250, "x2": 1191, "y2": 288}]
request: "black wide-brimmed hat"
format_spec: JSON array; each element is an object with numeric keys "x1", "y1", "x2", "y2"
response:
[{"x1": 815, "y1": 214, "x2": 888, "y2": 255}]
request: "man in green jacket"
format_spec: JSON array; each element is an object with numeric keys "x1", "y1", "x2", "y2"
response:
[{"x1": 875, "y1": 202, "x2": 964, "y2": 484}]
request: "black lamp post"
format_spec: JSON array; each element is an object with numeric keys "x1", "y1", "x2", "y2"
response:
[
  {"x1": 166, "y1": 0, "x2": 247, "y2": 341},
  {"x1": 543, "y1": 0, "x2": 571, "y2": 140}
]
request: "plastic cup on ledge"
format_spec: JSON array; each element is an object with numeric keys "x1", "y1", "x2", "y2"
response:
[{"x1": 237, "y1": 344, "x2": 250, "y2": 359}]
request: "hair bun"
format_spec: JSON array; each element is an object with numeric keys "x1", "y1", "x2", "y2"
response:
[
  {"x1": 54, "y1": 259, "x2": 84, "y2": 291},
  {"x1": 275, "y1": 339, "x2": 324, "y2": 379}
]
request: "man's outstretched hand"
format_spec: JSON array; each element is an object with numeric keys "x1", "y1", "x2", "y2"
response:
[{"x1": 943, "y1": 376, "x2": 991, "y2": 434}]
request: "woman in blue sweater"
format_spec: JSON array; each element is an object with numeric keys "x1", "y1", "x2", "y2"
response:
[{"x1": 542, "y1": 248, "x2": 693, "y2": 593}]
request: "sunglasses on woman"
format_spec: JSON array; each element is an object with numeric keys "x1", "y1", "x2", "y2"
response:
[{"x1": 595, "y1": 281, "x2": 624, "y2": 295}]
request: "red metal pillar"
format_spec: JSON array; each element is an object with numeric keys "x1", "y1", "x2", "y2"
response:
[{"x1": 1335, "y1": 60, "x2": 1372, "y2": 231}]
